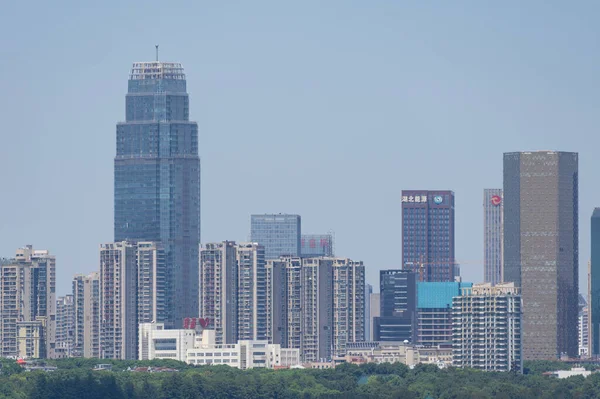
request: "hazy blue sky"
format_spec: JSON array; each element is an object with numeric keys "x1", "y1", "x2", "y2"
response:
[{"x1": 1, "y1": 1, "x2": 599, "y2": 295}]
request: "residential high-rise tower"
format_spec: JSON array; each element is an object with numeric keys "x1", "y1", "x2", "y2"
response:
[
  {"x1": 114, "y1": 61, "x2": 200, "y2": 327},
  {"x1": 503, "y1": 151, "x2": 578, "y2": 359}
]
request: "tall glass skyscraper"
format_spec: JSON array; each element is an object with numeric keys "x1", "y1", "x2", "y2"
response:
[
  {"x1": 114, "y1": 61, "x2": 200, "y2": 327},
  {"x1": 504, "y1": 151, "x2": 578, "y2": 360},
  {"x1": 402, "y1": 190, "x2": 455, "y2": 282}
]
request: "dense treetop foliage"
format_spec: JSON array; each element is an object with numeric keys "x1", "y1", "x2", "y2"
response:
[{"x1": 0, "y1": 358, "x2": 598, "y2": 398}]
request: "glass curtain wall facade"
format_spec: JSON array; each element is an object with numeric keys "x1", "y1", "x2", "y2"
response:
[
  {"x1": 503, "y1": 151, "x2": 578, "y2": 359},
  {"x1": 250, "y1": 214, "x2": 301, "y2": 260},
  {"x1": 114, "y1": 62, "x2": 200, "y2": 327},
  {"x1": 402, "y1": 191, "x2": 455, "y2": 282}
]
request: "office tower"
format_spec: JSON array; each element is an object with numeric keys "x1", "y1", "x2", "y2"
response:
[
  {"x1": 250, "y1": 214, "x2": 301, "y2": 259},
  {"x1": 136, "y1": 242, "x2": 167, "y2": 326},
  {"x1": 114, "y1": 60, "x2": 200, "y2": 328},
  {"x1": 73, "y1": 272, "x2": 100, "y2": 358},
  {"x1": 452, "y1": 283, "x2": 522, "y2": 372},
  {"x1": 266, "y1": 257, "x2": 365, "y2": 361},
  {"x1": 99, "y1": 242, "x2": 138, "y2": 359},
  {"x1": 401, "y1": 191, "x2": 455, "y2": 282},
  {"x1": 416, "y1": 282, "x2": 472, "y2": 346},
  {"x1": 301, "y1": 234, "x2": 334, "y2": 257},
  {"x1": 590, "y1": 208, "x2": 600, "y2": 356},
  {"x1": 369, "y1": 293, "x2": 380, "y2": 342},
  {"x1": 200, "y1": 241, "x2": 238, "y2": 344},
  {"x1": 374, "y1": 270, "x2": 417, "y2": 342},
  {"x1": 579, "y1": 294, "x2": 589, "y2": 357},
  {"x1": 483, "y1": 189, "x2": 503, "y2": 285},
  {"x1": 504, "y1": 151, "x2": 578, "y2": 359},
  {"x1": 0, "y1": 246, "x2": 56, "y2": 358},
  {"x1": 55, "y1": 295, "x2": 75, "y2": 357},
  {"x1": 364, "y1": 284, "x2": 372, "y2": 341},
  {"x1": 236, "y1": 243, "x2": 267, "y2": 341}
]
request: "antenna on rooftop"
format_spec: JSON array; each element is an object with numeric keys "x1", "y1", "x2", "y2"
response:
[{"x1": 155, "y1": 45, "x2": 159, "y2": 61}]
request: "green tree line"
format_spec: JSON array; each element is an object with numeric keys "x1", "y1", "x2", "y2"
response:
[{"x1": 0, "y1": 359, "x2": 598, "y2": 399}]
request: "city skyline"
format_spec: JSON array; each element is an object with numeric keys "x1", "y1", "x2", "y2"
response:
[{"x1": 1, "y1": 3, "x2": 599, "y2": 300}]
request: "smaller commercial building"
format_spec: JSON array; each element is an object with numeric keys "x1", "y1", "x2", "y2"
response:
[
  {"x1": 343, "y1": 341, "x2": 452, "y2": 368},
  {"x1": 138, "y1": 323, "x2": 300, "y2": 369}
]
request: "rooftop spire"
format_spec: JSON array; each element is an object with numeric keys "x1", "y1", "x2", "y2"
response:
[{"x1": 155, "y1": 45, "x2": 159, "y2": 61}]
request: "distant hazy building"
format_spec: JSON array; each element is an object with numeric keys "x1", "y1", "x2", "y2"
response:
[
  {"x1": 417, "y1": 282, "x2": 472, "y2": 346},
  {"x1": 483, "y1": 189, "x2": 503, "y2": 285},
  {"x1": 504, "y1": 151, "x2": 578, "y2": 360},
  {"x1": 374, "y1": 270, "x2": 417, "y2": 343},
  {"x1": 0, "y1": 246, "x2": 56, "y2": 359},
  {"x1": 402, "y1": 191, "x2": 456, "y2": 282},
  {"x1": 99, "y1": 242, "x2": 138, "y2": 359},
  {"x1": 251, "y1": 214, "x2": 301, "y2": 259},
  {"x1": 590, "y1": 208, "x2": 600, "y2": 356},
  {"x1": 55, "y1": 295, "x2": 75, "y2": 358},
  {"x1": 17, "y1": 319, "x2": 46, "y2": 359},
  {"x1": 365, "y1": 284, "x2": 373, "y2": 341},
  {"x1": 452, "y1": 283, "x2": 522, "y2": 372},
  {"x1": 266, "y1": 256, "x2": 365, "y2": 362},
  {"x1": 73, "y1": 272, "x2": 100, "y2": 358},
  {"x1": 369, "y1": 293, "x2": 380, "y2": 342},
  {"x1": 301, "y1": 234, "x2": 334, "y2": 257}
]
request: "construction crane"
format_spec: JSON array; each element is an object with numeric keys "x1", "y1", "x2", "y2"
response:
[{"x1": 403, "y1": 258, "x2": 482, "y2": 282}]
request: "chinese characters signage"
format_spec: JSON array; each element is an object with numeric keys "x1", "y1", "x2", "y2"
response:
[{"x1": 402, "y1": 195, "x2": 428, "y2": 203}]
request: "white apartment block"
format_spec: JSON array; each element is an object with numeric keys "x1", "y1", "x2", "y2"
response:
[
  {"x1": 136, "y1": 242, "x2": 167, "y2": 326},
  {"x1": 0, "y1": 246, "x2": 56, "y2": 359},
  {"x1": 73, "y1": 272, "x2": 100, "y2": 358},
  {"x1": 200, "y1": 242, "x2": 266, "y2": 344},
  {"x1": 452, "y1": 283, "x2": 522, "y2": 372},
  {"x1": 138, "y1": 323, "x2": 300, "y2": 369}
]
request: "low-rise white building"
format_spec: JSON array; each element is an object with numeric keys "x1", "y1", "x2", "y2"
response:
[{"x1": 138, "y1": 323, "x2": 300, "y2": 369}]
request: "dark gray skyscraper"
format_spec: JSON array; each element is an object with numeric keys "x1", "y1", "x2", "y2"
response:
[
  {"x1": 250, "y1": 214, "x2": 301, "y2": 260},
  {"x1": 590, "y1": 209, "x2": 600, "y2": 356},
  {"x1": 503, "y1": 151, "x2": 578, "y2": 360},
  {"x1": 114, "y1": 61, "x2": 200, "y2": 327},
  {"x1": 402, "y1": 190, "x2": 456, "y2": 282}
]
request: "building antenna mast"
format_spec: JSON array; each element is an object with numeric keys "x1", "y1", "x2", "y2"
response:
[{"x1": 155, "y1": 45, "x2": 159, "y2": 61}]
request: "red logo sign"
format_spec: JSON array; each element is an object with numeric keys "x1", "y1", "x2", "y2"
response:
[
  {"x1": 491, "y1": 195, "x2": 502, "y2": 206},
  {"x1": 183, "y1": 317, "x2": 210, "y2": 329}
]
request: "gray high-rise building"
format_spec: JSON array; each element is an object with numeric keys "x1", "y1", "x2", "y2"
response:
[
  {"x1": 56, "y1": 295, "x2": 75, "y2": 358},
  {"x1": 402, "y1": 191, "x2": 456, "y2": 282},
  {"x1": 73, "y1": 272, "x2": 100, "y2": 358},
  {"x1": 590, "y1": 209, "x2": 600, "y2": 356},
  {"x1": 503, "y1": 151, "x2": 578, "y2": 360},
  {"x1": 251, "y1": 214, "x2": 301, "y2": 260},
  {"x1": 483, "y1": 189, "x2": 503, "y2": 285},
  {"x1": 114, "y1": 61, "x2": 200, "y2": 327}
]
